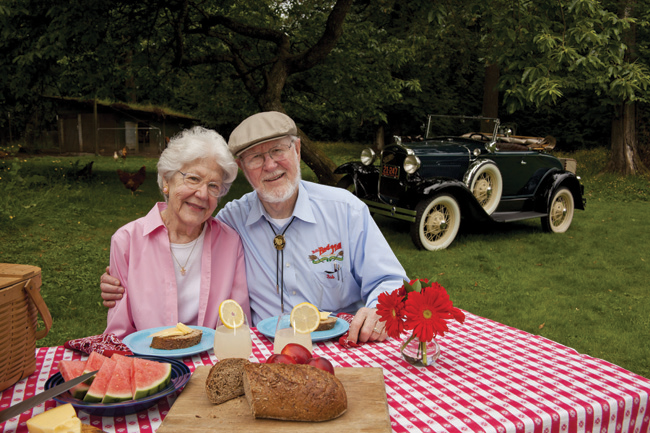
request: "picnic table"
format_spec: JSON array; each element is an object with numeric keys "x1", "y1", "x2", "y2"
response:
[{"x1": 1, "y1": 311, "x2": 649, "y2": 433}]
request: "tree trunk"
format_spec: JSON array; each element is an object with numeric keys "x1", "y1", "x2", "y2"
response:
[
  {"x1": 481, "y1": 63, "x2": 499, "y2": 133},
  {"x1": 607, "y1": 0, "x2": 647, "y2": 175},
  {"x1": 299, "y1": 128, "x2": 340, "y2": 185},
  {"x1": 607, "y1": 102, "x2": 646, "y2": 175}
]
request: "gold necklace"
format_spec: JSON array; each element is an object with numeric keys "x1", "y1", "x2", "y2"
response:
[{"x1": 170, "y1": 236, "x2": 200, "y2": 276}]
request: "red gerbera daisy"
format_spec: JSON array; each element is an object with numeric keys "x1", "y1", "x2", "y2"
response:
[
  {"x1": 376, "y1": 289, "x2": 406, "y2": 339},
  {"x1": 403, "y1": 287, "x2": 456, "y2": 342}
]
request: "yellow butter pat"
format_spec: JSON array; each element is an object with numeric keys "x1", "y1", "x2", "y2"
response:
[
  {"x1": 26, "y1": 403, "x2": 81, "y2": 433},
  {"x1": 319, "y1": 311, "x2": 332, "y2": 321}
]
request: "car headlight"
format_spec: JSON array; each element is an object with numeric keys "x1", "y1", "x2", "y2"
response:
[
  {"x1": 360, "y1": 148, "x2": 376, "y2": 166},
  {"x1": 403, "y1": 155, "x2": 421, "y2": 174}
]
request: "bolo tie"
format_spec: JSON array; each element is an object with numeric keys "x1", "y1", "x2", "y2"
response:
[{"x1": 267, "y1": 216, "x2": 296, "y2": 314}]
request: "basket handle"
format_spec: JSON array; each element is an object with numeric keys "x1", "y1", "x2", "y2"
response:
[{"x1": 25, "y1": 278, "x2": 53, "y2": 340}]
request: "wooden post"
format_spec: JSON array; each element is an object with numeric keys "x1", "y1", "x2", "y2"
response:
[{"x1": 94, "y1": 99, "x2": 99, "y2": 155}]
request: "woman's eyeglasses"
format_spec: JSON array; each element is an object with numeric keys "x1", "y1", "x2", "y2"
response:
[{"x1": 178, "y1": 171, "x2": 223, "y2": 197}]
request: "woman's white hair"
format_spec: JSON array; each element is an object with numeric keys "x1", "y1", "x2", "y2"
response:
[{"x1": 157, "y1": 126, "x2": 237, "y2": 200}]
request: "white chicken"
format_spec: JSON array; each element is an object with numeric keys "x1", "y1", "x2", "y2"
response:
[{"x1": 113, "y1": 151, "x2": 119, "y2": 161}]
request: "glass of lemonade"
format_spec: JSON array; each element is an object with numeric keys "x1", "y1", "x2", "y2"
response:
[
  {"x1": 273, "y1": 314, "x2": 313, "y2": 354},
  {"x1": 214, "y1": 300, "x2": 252, "y2": 360}
]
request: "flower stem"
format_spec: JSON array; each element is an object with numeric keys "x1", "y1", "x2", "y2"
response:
[{"x1": 420, "y1": 340, "x2": 427, "y2": 366}]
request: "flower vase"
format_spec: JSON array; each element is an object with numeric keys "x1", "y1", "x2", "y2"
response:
[{"x1": 400, "y1": 336, "x2": 441, "y2": 367}]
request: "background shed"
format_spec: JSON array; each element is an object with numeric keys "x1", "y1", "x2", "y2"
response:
[{"x1": 45, "y1": 97, "x2": 198, "y2": 155}]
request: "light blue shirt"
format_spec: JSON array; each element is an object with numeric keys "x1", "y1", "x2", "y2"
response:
[{"x1": 217, "y1": 181, "x2": 408, "y2": 325}]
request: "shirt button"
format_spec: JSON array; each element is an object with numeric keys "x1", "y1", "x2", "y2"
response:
[
  {"x1": 286, "y1": 263, "x2": 290, "y2": 267},
  {"x1": 292, "y1": 291, "x2": 296, "y2": 295}
]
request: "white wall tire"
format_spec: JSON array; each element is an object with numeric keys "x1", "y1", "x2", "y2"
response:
[
  {"x1": 410, "y1": 194, "x2": 461, "y2": 251},
  {"x1": 467, "y1": 162, "x2": 502, "y2": 215},
  {"x1": 541, "y1": 187, "x2": 574, "y2": 233}
]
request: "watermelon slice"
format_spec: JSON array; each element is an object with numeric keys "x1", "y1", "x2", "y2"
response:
[
  {"x1": 83, "y1": 357, "x2": 117, "y2": 402},
  {"x1": 57, "y1": 360, "x2": 90, "y2": 399},
  {"x1": 82, "y1": 351, "x2": 109, "y2": 385},
  {"x1": 102, "y1": 355, "x2": 134, "y2": 403},
  {"x1": 131, "y1": 357, "x2": 172, "y2": 400}
]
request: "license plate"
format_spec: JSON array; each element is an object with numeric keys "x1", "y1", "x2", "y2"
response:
[{"x1": 382, "y1": 165, "x2": 400, "y2": 179}]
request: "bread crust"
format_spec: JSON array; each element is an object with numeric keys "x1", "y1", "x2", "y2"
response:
[
  {"x1": 242, "y1": 363, "x2": 347, "y2": 422},
  {"x1": 150, "y1": 329, "x2": 202, "y2": 350},
  {"x1": 205, "y1": 358, "x2": 251, "y2": 404}
]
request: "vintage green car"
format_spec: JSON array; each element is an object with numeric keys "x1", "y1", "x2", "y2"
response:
[{"x1": 334, "y1": 115, "x2": 586, "y2": 250}]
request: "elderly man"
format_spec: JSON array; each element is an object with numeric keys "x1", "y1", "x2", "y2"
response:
[{"x1": 101, "y1": 112, "x2": 408, "y2": 343}]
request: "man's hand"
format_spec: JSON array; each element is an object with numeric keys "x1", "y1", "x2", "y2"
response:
[
  {"x1": 346, "y1": 307, "x2": 387, "y2": 344},
  {"x1": 101, "y1": 266, "x2": 124, "y2": 308}
]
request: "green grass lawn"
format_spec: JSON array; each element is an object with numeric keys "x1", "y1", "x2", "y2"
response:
[{"x1": 1, "y1": 144, "x2": 648, "y2": 378}]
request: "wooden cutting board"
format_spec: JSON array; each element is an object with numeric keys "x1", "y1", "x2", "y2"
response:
[{"x1": 157, "y1": 366, "x2": 391, "y2": 432}]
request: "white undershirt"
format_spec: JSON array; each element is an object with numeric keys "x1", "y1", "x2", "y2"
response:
[
  {"x1": 268, "y1": 216, "x2": 293, "y2": 228},
  {"x1": 170, "y1": 225, "x2": 207, "y2": 325}
]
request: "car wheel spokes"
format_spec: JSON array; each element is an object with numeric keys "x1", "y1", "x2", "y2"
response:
[
  {"x1": 424, "y1": 205, "x2": 450, "y2": 241},
  {"x1": 473, "y1": 173, "x2": 492, "y2": 206}
]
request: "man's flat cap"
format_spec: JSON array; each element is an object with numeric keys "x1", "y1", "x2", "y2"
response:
[{"x1": 228, "y1": 111, "x2": 297, "y2": 156}]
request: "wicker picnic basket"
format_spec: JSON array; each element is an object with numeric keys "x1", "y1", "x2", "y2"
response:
[{"x1": 0, "y1": 263, "x2": 52, "y2": 392}]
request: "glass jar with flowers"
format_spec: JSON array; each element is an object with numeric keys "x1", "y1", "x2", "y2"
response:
[{"x1": 376, "y1": 279, "x2": 465, "y2": 367}]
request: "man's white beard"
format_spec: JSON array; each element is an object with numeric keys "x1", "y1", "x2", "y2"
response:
[{"x1": 257, "y1": 170, "x2": 301, "y2": 203}]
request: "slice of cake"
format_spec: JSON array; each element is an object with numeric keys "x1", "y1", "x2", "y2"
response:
[{"x1": 149, "y1": 323, "x2": 203, "y2": 350}]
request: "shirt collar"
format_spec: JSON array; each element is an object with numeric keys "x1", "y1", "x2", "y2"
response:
[
  {"x1": 245, "y1": 181, "x2": 316, "y2": 227},
  {"x1": 143, "y1": 202, "x2": 168, "y2": 235}
]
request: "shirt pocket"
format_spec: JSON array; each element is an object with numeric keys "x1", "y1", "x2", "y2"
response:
[{"x1": 306, "y1": 261, "x2": 347, "y2": 311}]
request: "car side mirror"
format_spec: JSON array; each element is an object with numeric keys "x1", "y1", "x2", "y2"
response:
[{"x1": 485, "y1": 140, "x2": 497, "y2": 153}]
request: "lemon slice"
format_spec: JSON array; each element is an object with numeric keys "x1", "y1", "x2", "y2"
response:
[
  {"x1": 290, "y1": 302, "x2": 320, "y2": 334},
  {"x1": 219, "y1": 299, "x2": 245, "y2": 329}
]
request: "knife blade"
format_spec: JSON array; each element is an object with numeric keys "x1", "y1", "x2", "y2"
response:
[{"x1": 0, "y1": 369, "x2": 99, "y2": 423}]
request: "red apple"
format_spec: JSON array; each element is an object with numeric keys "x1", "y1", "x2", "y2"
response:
[
  {"x1": 306, "y1": 356, "x2": 335, "y2": 375},
  {"x1": 280, "y1": 343, "x2": 312, "y2": 364},
  {"x1": 266, "y1": 354, "x2": 297, "y2": 364}
]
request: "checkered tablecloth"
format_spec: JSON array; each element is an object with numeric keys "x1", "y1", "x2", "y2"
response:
[{"x1": 2, "y1": 312, "x2": 649, "y2": 433}]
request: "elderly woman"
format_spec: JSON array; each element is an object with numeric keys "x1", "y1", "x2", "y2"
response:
[{"x1": 105, "y1": 126, "x2": 250, "y2": 339}]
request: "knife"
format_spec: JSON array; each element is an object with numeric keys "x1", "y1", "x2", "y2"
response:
[{"x1": 0, "y1": 370, "x2": 99, "y2": 423}]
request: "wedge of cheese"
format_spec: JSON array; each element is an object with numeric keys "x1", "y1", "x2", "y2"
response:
[
  {"x1": 149, "y1": 322, "x2": 193, "y2": 338},
  {"x1": 26, "y1": 404, "x2": 81, "y2": 433}
]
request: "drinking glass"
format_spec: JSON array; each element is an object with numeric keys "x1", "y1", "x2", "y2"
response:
[
  {"x1": 273, "y1": 313, "x2": 313, "y2": 354},
  {"x1": 213, "y1": 314, "x2": 252, "y2": 360}
]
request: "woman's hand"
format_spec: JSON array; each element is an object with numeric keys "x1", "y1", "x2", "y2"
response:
[
  {"x1": 346, "y1": 307, "x2": 387, "y2": 344},
  {"x1": 100, "y1": 266, "x2": 124, "y2": 308}
]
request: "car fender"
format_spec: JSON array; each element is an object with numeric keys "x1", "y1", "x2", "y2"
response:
[
  {"x1": 334, "y1": 162, "x2": 378, "y2": 198},
  {"x1": 534, "y1": 170, "x2": 586, "y2": 212},
  {"x1": 414, "y1": 178, "x2": 493, "y2": 223}
]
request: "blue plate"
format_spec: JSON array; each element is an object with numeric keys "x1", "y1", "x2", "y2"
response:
[
  {"x1": 123, "y1": 326, "x2": 215, "y2": 358},
  {"x1": 45, "y1": 355, "x2": 191, "y2": 417},
  {"x1": 256, "y1": 316, "x2": 349, "y2": 342}
]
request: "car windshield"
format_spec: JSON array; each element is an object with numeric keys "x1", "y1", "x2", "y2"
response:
[{"x1": 425, "y1": 115, "x2": 500, "y2": 140}]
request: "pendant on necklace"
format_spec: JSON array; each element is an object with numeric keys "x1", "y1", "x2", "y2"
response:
[
  {"x1": 273, "y1": 234, "x2": 286, "y2": 251},
  {"x1": 180, "y1": 267, "x2": 186, "y2": 276}
]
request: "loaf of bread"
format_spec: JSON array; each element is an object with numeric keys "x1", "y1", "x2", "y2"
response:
[
  {"x1": 205, "y1": 358, "x2": 251, "y2": 404},
  {"x1": 150, "y1": 329, "x2": 202, "y2": 350},
  {"x1": 242, "y1": 363, "x2": 347, "y2": 422}
]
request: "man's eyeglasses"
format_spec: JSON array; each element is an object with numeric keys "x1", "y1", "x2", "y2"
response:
[
  {"x1": 178, "y1": 171, "x2": 223, "y2": 197},
  {"x1": 240, "y1": 142, "x2": 293, "y2": 170}
]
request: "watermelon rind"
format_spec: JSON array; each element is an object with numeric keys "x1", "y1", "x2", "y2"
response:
[
  {"x1": 83, "y1": 357, "x2": 117, "y2": 403},
  {"x1": 58, "y1": 360, "x2": 90, "y2": 399},
  {"x1": 102, "y1": 356, "x2": 134, "y2": 403},
  {"x1": 132, "y1": 357, "x2": 172, "y2": 400}
]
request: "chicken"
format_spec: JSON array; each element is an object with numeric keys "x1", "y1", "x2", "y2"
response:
[
  {"x1": 121, "y1": 146, "x2": 128, "y2": 159},
  {"x1": 117, "y1": 166, "x2": 146, "y2": 194},
  {"x1": 75, "y1": 161, "x2": 94, "y2": 180},
  {"x1": 113, "y1": 151, "x2": 119, "y2": 161}
]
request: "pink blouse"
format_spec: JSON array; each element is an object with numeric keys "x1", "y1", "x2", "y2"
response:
[{"x1": 105, "y1": 202, "x2": 250, "y2": 339}]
